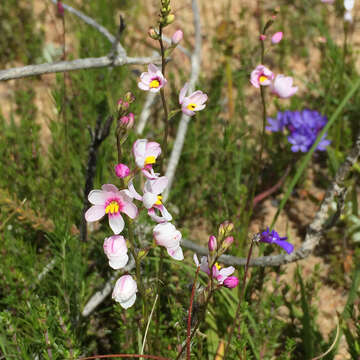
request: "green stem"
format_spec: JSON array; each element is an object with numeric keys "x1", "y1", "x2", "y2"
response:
[
  {"x1": 223, "y1": 240, "x2": 255, "y2": 359},
  {"x1": 154, "y1": 248, "x2": 165, "y2": 352},
  {"x1": 158, "y1": 25, "x2": 169, "y2": 173}
]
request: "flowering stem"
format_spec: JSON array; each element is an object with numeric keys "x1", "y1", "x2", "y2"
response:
[
  {"x1": 223, "y1": 240, "x2": 255, "y2": 359},
  {"x1": 158, "y1": 25, "x2": 169, "y2": 173},
  {"x1": 154, "y1": 248, "x2": 165, "y2": 352},
  {"x1": 175, "y1": 289, "x2": 214, "y2": 360},
  {"x1": 186, "y1": 266, "x2": 200, "y2": 360}
]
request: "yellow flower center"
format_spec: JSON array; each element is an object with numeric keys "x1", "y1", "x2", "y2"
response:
[
  {"x1": 155, "y1": 195, "x2": 162, "y2": 205},
  {"x1": 144, "y1": 156, "x2": 156, "y2": 165},
  {"x1": 105, "y1": 201, "x2": 119, "y2": 214},
  {"x1": 259, "y1": 75, "x2": 268, "y2": 83},
  {"x1": 150, "y1": 79, "x2": 160, "y2": 88},
  {"x1": 215, "y1": 262, "x2": 221, "y2": 270},
  {"x1": 187, "y1": 103, "x2": 197, "y2": 111}
]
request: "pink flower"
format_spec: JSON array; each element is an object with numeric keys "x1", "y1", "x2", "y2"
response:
[
  {"x1": 153, "y1": 222, "x2": 184, "y2": 260},
  {"x1": 223, "y1": 276, "x2": 239, "y2": 289},
  {"x1": 138, "y1": 64, "x2": 167, "y2": 93},
  {"x1": 271, "y1": 31, "x2": 283, "y2": 44},
  {"x1": 179, "y1": 83, "x2": 208, "y2": 116},
  {"x1": 271, "y1": 74, "x2": 298, "y2": 98},
  {"x1": 128, "y1": 177, "x2": 172, "y2": 223},
  {"x1": 120, "y1": 113, "x2": 135, "y2": 129},
  {"x1": 103, "y1": 235, "x2": 128, "y2": 269},
  {"x1": 171, "y1": 30, "x2": 183, "y2": 45},
  {"x1": 132, "y1": 139, "x2": 161, "y2": 179},
  {"x1": 115, "y1": 163, "x2": 130, "y2": 178},
  {"x1": 57, "y1": 1, "x2": 64, "y2": 16},
  {"x1": 250, "y1": 65, "x2": 275, "y2": 88},
  {"x1": 112, "y1": 275, "x2": 137, "y2": 309},
  {"x1": 85, "y1": 184, "x2": 138, "y2": 234},
  {"x1": 193, "y1": 255, "x2": 238, "y2": 288}
]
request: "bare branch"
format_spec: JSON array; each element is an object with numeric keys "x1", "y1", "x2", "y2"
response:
[
  {"x1": 48, "y1": 0, "x2": 126, "y2": 57},
  {"x1": 181, "y1": 131, "x2": 360, "y2": 267},
  {"x1": 163, "y1": 0, "x2": 202, "y2": 202},
  {"x1": 136, "y1": 92, "x2": 158, "y2": 134},
  {"x1": 0, "y1": 55, "x2": 161, "y2": 81}
]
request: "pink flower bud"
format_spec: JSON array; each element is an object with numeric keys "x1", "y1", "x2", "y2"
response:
[
  {"x1": 148, "y1": 27, "x2": 159, "y2": 40},
  {"x1": 112, "y1": 275, "x2": 137, "y2": 309},
  {"x1": 259, "y1": 34, "x2": 266, "y2": 41},
  {"x1": 223, "y1": 236, "x2": 234, "y2": 247},
  {"x1": 208, "y1": 235, "x2": 217, "y2": 252},
  {"x1": 271, "y1": 31, "x2": 283, "y2": 44},
  {"x1": 117, "y1": 99, "x2": 129, "y2": 111},
  {"x1": 223, "y1": 276, "x2": 239, "y2": 288},
  {"x1": 120, "y1": 113, "x2": 135, "y2": 129},
  {"x1": 171, "y1": 30, "x2": 183, "y2": 45},
  {"x1": 57, "y1": 1, "x2": 64, "y2": 16},
  {"x1": 115, "y1": 163, "x2": 130, "y2": 178}
]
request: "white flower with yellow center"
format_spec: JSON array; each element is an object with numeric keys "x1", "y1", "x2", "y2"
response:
[
  {"x1": 138, "y1": 64, "x2": 167, "y2": 93},
  {"x1": 179, "y1": 82, "x2": 208, "y2": 116},
  {"x1": 132, "y1": 139, "x2": 161, "y2": 179}
]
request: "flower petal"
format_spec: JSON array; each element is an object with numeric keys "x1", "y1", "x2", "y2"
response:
[
  {"x1": 179, "y1": 83, "x2": 189, "y2": 104},
  {"x1": 128, "y1": 181, "x2": 143, "y2": 201},
  {"x1": 167, "y1": 246, "x2": 184, "y2": 260},
  {"x1": 122, "y1": 201, "x2": 138, "y2": 219},
  {"x1": 102, "y1": 184, "x2": 118, "y2": 193},
  {"x1": 219, "y1": 266, "x2": 235, "y2": 278},
  {"x1": 85, "y1": 205, "x2": 105, "y2": 222},
  {"x1": 120, "y1": 293, "x2": 137, "y2": 309},
  {"x1": 109, "y1": 214, "x2": 125, "y2": 234},
  {"x1": 88, "y1": 190, "x2": 107, "y2": 205},
  {"x1": 109, "y1": 254, "x2": 129, "y2": 269}
]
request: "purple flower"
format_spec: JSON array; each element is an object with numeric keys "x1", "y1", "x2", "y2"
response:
[
  {"x1": 266, "y1": 109, "x2": 331, "y2": 153},
  {"x1": 258, "y1": 228, "x2": 294, "y2": 254}
]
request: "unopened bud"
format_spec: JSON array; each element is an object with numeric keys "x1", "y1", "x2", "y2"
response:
[
  {"x1": 120, "y1": 113, "x2": 135, "y2": 129},
  {"x1": 271, "y1": 31, "x2": 283, "y2": 44},
  {"x1": 57, "y1": 1, "x2": 64, "y2": 16},
  {"x1": 148, "y1": 27, "x2": 160, "y2": 40},
  {"x1": 171, "y1": 29, "x2": 183, "y2": 45},
  {"x1": 259, "y1": 34, "x2": 266, "y2": 41},
  {"x1": 117, "y1": 99, "x2": 129, "y2": 112},
  {"x1": 165, "y1": 14, "x2": 175, "y2": 25},
  {"x1": 124, "y1": 92, "x2": 135, "y2": 104},
  {"x1": 115, "y1": 163, "x2": 130, "y2": 178},
  {"x1": 223, "y1": 276, "x2": 239, "y2": 289},
  {"x1": 219, "y1": 221, "x2": 234, "y2": 236},
  {"x1": 223, "y1": 236, "x2": 234, "y2": 250},
  {"x1": 208, "y1": 235, "x2": 217, "y2": 252}
]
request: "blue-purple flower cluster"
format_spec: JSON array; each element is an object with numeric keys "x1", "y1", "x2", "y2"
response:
[
  {"x1": 266, "y1": 109, "x2": 331, "y2": 153},
  {"x1": 258, "y1": 228, "x2": 294, "y2": 254}
]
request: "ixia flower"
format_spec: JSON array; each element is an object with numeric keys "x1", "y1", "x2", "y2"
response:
[
  {"x1": 193, "y1": 255, "x2": 239, "y2": 288},
  {"x1": 132, "y1": 139, "x2": 161, "y2": 179},
  {"x1": 266, "y1": 109, "x2": 331, "y2": 153},
  {"x1": 138, "y1": 64, "x2": 167, "y2": 93},
  {"x1": 250, "y1": 65, "x2": 275, "y2": 88},
  {"x1": 271, "y1": 74, "x2": 298, "y2": 98},
  {"x1": 128, "y1": 177, "x2": 172, "y2": 223},
  {"x1": 85, "y1": 184, "x2": 138, "y2": 234},
  {"x1": 257, "y1": 228, "x2": 294, "y2": 254},
  {"x1": 153, "y1": 222, "x2": 184, "y2": 260},
  {"x1": 112, "y1": 275, "x2": 138, "y2": 309},
  {"x1": 103, "y1": 235, "x2": 129, "y2": 269},
  {"x1": 179, "y1": 83, "x2": 208, "y2": 116}
]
